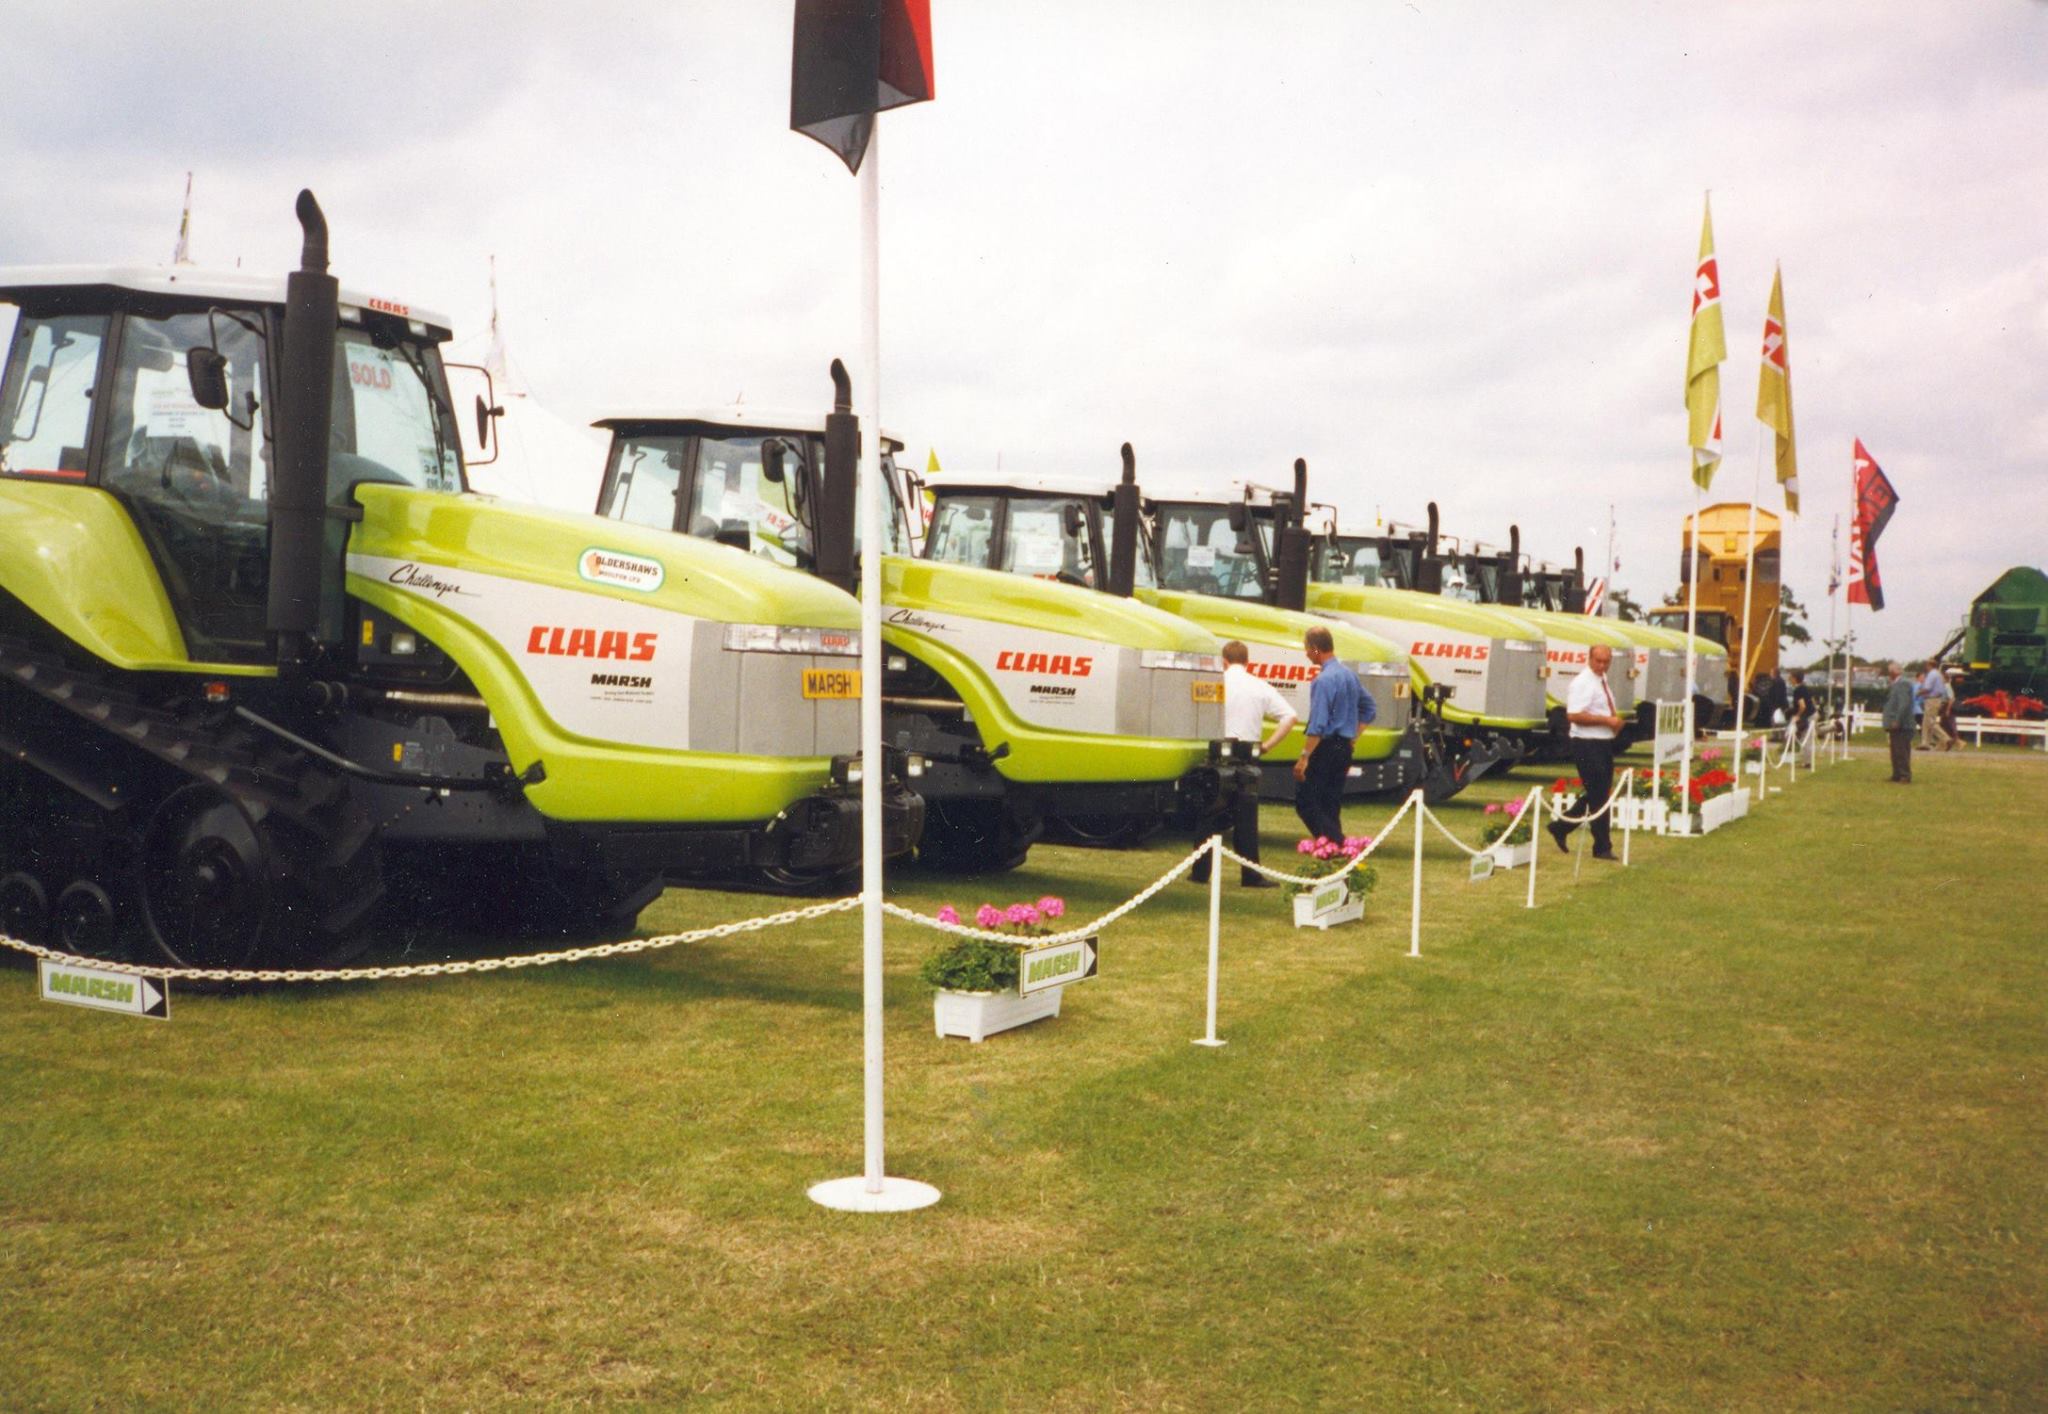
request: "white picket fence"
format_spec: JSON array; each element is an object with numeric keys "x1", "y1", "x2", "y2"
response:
[{"x1": 1844, "y1": 705, "x2": 2047, "y2": 749}]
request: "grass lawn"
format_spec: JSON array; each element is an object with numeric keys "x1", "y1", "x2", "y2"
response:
[{"x1": 3, "y1": 746, "x2": 2043, "y2": 1409}]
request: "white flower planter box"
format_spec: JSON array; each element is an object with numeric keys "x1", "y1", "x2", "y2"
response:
[
  {"x1": 1731, "y1": 786, "x2": 1752, "y2": 819},
  {"x1": 1484, "y1": 839, "x2": 1536, "y2": 870},
  {"x1": 1686, "y1": 786, "x2": 1752, "y2": 835},
  {"x1": 1292, "y1": 892, "x2": 1365, "y2": 929},
  {"x1": 933, "y1": 986, "x2": 1063, "y2": 1043}
]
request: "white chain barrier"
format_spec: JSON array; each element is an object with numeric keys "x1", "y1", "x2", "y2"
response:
[
  {"x1": 1216, "y1": 791, "x2": 1418, "y2": 883},
  {"x1": 881, "y1": 837, "x2": 1214, "y2": 945},
  {"x1": 0, "y1": 895, "x2": 863, "y2": 985}
]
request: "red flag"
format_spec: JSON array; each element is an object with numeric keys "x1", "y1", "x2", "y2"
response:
[
  {"x1": 791, "y1": 0, "x2": 934, "y2": 174},
  {"x1": 1846, "y1": 439, "x2": 1900, "y2": 611}
]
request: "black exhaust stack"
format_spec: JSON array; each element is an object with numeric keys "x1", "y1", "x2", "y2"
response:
[
  {"x1": 1563, "y1": 546, "x2": 1588, "y2": 612},
  {"x1": 1499, "y1": 524, "x2": 1524, "y2": 607},
  {"x1": 1415, "y1": 501, "x2": 1444, "y2": 593},
  {"x1": 816, "y1": 359, "x2": 859, "y2": 594},
  {"x1": 1271, "y1": 457, "x2": 1311, "y2": 611},
  {"x1": 268, "y1": 190, "x2": 339, "y2": 669},
  {"x1": 1106, "y1": 442, "x2": 1140, "y2": 598}
]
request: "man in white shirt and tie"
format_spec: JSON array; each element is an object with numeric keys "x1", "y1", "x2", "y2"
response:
[
  {"x1": 1190, "y1": 640, "x2": 1298, "y2": 887},
  {"x1": 1548, "y1": 643, "x2": 1624, "y2": 860}
]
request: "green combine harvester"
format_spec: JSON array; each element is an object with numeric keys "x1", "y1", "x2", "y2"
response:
[
  {"x1": 918, "y1": 452, "x2": 1430, "y2": 800},
  {"x1": 0, "y1": 193, "x2": 919, "y2": 969},
  {"x1": 586, "y1": 378, "x2": 1229, "y2": 867}
]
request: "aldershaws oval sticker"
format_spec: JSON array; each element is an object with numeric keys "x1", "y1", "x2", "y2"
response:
[{"x1": 578, "y1": 548, "x2": 665, "y2": 593}]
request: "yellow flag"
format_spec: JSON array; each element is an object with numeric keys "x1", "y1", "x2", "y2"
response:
[
  {"x1": 1685, "y1": 196, "x2": 1727, "y2": 489},
  {"x1": 925, "y1": 447, "x2": 941, "y2": 475},
  {"x1": 1755, "y1": 266, "x2": 1798, "y2": 513}
]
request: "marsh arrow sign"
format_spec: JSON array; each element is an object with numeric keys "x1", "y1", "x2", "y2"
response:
[
  {"x1": 1017, "y1": 937, "x2": 1098, "y2": 997},
  {"x1": 39, "y1": 959, "x2": 169, "y2": 1020}
]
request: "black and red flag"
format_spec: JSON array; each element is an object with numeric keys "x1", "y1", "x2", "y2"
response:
[
  {"x1": 1846, "y1": 438, "x2": 1900, "y2": 611},
  {"x1": 791, "y1": 0, "x2": 934, "y2": 174}
]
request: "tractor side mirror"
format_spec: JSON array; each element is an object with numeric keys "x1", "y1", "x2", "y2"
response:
[
  {"x1": 1062, "y1": 501, "x2": 1086, "y2": 538},
  {"x1": 761, "y1": 438, "x2": 789, "y2": 484},
  {"x1": 473, "y1": 394, "x2": 503, "y2": 451},
  {"x1": 1226, "y1": 501, "x2": 1248, "y2": 533},
  {"x1": 187, "y1": 348, "x2": 230, "y2": 410}
]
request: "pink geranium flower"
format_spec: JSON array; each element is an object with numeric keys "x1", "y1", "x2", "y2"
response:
[
  {"x1": 936, "y1": 905, "x2": 960, "y2": 925},
  {"x1": 1484, "y1": 802, "x2": 1501, "y2": 816},
  {"x1": 974, "y1": 904, "x2": 1002, "y2": 929},
  {"x1": 1297, "y1": 839, "x2": 1315, "y2": 854},
  {"x1": 1038, "y1": 896, "x2": 1066, "y2": 919}
]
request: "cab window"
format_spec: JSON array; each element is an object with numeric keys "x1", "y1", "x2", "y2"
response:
[
  {"x1": 329, "y1": 327, "x2": 463, "y2": 494},
  {"x1": 1002, "y1": 496, "x2": 1095, "y2": 586},
  {"x1": 925, "y1": 495, "x2": 997, "y2": 568},
  {"x1": 0, "y1": 313, "x2": 108, "y2": 480},
  {"x1": 601, "y1": 435, "x2": 687, "y2": 532},
  {"x1": 96, "y1": 310, "x2": 272, "y2": 661},
  {"x1": 689, "y1": 435, "x2": 811, "y2": 568}
]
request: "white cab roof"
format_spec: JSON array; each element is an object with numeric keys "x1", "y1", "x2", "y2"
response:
[
  {"x1": 0, "y1": 264, "x2": 452, "y2": 335},
  {"x1": 929, "y1": 472, "x2": 1121, "y2": 499},
  {"x1": 595, "y1": 406, "x2": 903, "y2": 448}
]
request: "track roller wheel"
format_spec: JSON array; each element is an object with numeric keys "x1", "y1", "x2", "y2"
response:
[
  {"x1": 54, "y1": 880, "x2": 123, "y2": 961},
  {"x1": 917, "y1": 801, "x2": 1035, "y2": 873},
  {"x1": 142, "y1": 786, "x2": 280, "y2": 971},
  {"x1": 1, "y1": 872, "x2": 52, "y2": 946},
  {"x1": 1043, "y1": 812, "x2": 1159, "y2": 850}
]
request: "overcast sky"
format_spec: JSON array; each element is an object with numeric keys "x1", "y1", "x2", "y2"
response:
[{"x1": 5, "y1": 1, "x2": 2044, "y2": 658}]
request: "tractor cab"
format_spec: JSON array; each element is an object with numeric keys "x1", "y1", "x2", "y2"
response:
[
  {"x1": 0, "y1": 267, "x2": 463, "y2": 664},
  {"x1": 592, "y1": 395, "x2": 1229, "y2": 867}
]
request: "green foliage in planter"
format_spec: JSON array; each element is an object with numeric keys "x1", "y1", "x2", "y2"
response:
[{"x1": 918, "y1": 936, "x2": 1022, "y2": 993}]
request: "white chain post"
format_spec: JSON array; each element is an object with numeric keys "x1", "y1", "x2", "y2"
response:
[
  {"x1": 1526, "y1": 787, "x2": 1541, "y2": 909},
  {"x1": 1621, "y1": 768, "x2": 1634, "y2": 867},
  {"x1": 1408, "y1": 787, "x2": 1424, "y2": 958},
  {"x1": 1194, "y1": 834, "x2": 1226, "y2": 1048}
]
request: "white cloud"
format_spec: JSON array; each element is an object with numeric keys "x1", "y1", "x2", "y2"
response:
[{"x1": 3, "y1": 0, "x2": 2043, "y2": 657}]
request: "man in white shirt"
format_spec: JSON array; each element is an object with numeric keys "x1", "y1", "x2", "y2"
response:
[
  {"x1": 1191, "y1": 640, "x2": 1298, "y2": 887},
  {"x1": 1548, "y1": 644, "x2": 1624, "y2": 860}
]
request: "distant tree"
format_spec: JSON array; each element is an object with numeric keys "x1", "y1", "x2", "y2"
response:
[{"x1": 1780, "y1": 584, "x2": 1811, "y2": 646}]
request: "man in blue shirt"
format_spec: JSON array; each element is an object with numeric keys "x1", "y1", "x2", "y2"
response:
[{"x1": 1292, "y1": 625, "x2": 1374, "y2": 840}]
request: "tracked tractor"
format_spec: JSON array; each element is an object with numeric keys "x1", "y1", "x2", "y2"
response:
[
  {"x1": 588, "y1": 378, "x2": 1228, "y2": 868},
  {"x1": 1291, "y1": 502, "x2": 1551, "y2": 794},
  {"x1": 0, "y1": 193, "x2": 918, "y2": 970},
  {"x1": 919, "y1": 452, "x2": 1427, "y2": 801},
  {"x1": 1438, "y1": 528, "x2": 1654, "y2": 755}
]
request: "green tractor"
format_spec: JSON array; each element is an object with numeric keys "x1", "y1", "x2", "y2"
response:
[
  {"x1": 587, "y1": 377, "x2": 1229, "y2": 868},
  {"x1": 0, "y1": 193, "x2": 918, "y2": 970},
  {"x1": 918, "y1": 452, "x2": 1429, "y2": 801}
]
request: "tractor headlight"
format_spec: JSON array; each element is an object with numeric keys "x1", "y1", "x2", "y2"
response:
[
  {"x1": 1139, "y1": 649, "x2": 1222, "y2": 672},
  {"x1": 723, "y1": 624, "x2": 860, "y2": 656}
]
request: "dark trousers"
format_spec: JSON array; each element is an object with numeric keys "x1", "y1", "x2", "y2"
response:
[
  {"x1": 1294, "y1": 735, "x2": 1354, "y2": 842},
  {"x1": 1561, "y1": 737, "x2": 1616, "y2": 855},
  {"x1": 1888, "y1": 727, "x2": 1914, "y2": 781},
  {"x1": 1191, "y1": 765, "x2": 1262, "y2": 885}
]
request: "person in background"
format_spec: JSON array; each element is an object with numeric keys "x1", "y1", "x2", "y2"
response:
[
  {"x1": 1917, "y1": 660, "x2": 1955, "y2": 752},
  {"x1": 1788, "y1": 668, "x2": 1816, "y2": 765},
  {"x1": 1292, "y1": 625, "x2": 1371, "y2": 842},
  {"x1": 1549, "y1": 643, "x2": 1623, "y2": 859},
  {"x1": 1882, "y1": 661, "x2": 1918, "y2": 783},
  {"x1": 1938, "y1": 665, "x2": 1961, "y2": 750},
  {"x1": 1190, "y1": 640, "x2": 1295, "y2": 889}
]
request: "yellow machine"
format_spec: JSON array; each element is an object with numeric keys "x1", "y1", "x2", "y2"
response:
[{"x1": 1647, "y1": 503, "x2": 1780, "y2": 699}]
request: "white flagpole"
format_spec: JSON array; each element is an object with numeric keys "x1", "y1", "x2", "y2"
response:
[
  {"x1": 1681, "y1": 482, "x2": 1701, "y2": 804},
  {"x1": 811, "y1": 127, "x2": 938, "y2": 1214},
  {"x1": 1828, "y1": 513, "x2": 1840, "y2": 757},
  {"x1": 1732, "y1": 429, "x2": 1764, "y2": 785}
]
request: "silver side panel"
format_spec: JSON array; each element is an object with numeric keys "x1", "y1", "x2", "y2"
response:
[{"x1": 1484, "y1": 641, "x2": 1549, "y2": 721}]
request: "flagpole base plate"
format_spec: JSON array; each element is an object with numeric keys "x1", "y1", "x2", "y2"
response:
[
  {"x1": 1191, "y1": 1037, "x2": 1228, "y2": 1048},
  {"x1": 808, "y1": 1176, "x2": 942, "y2": 1213}
]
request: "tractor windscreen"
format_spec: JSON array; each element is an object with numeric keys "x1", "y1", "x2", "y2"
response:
[
  {"x1": 925, "y1": 492, "x2": 1101, "y2": 586},
  {"x1": 1154, "y1": 503, "x2": 1265, "y2": 600},
  {"x1": 1317, "y1": 534, "x2": 1387, "y2": 587},
  {"x1": 600, "y1": 430, "x2": 908, "y2": 567},
  {"x1": 331, "y1": 326, "x2": 464, "y2": 494}
]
